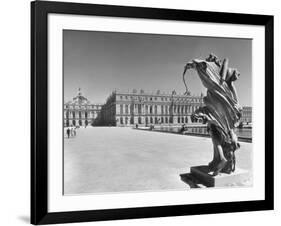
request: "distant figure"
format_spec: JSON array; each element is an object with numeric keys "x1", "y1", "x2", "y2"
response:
[
  {"x1": 66, "y1": 127, "x2": 70, "y2": 138},
  {"x1": 70, "y1": 127, "x2": 74, "y2": 136},
  {"x1": 135, "y1": 124, "x2": 138, "y2": 129},
  {"x1": 73, "y1": 127, "x2": 76, "y2": 136}
]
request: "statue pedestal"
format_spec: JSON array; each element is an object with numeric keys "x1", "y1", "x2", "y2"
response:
[{"x1": 190, "y1": 165, "x2": 250, "y2": 187}]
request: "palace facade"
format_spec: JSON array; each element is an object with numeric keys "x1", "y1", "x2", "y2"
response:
[
  {"x1": 64, "y1": 89, "x2": 102, "y2": 127},
  {"x1": 97, "y1": 89, "x2": 204, "y2": 126},
  {"x1": 64, "y1": 88, "x2": 253, "y2": 127}
]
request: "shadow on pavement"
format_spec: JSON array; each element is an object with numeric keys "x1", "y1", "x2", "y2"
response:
[{"x1": 18, "y1": 215, "x2": 29, "y2": 224}]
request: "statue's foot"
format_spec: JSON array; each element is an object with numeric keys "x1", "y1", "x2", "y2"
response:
[{"x1": 212, "y1": 159, "x2": 227, "y2": 176}]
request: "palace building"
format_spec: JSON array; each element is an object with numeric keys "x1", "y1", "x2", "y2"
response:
[
  {"x1": 64, "y1": 88, "x2": 252, "y2": 127},
  {"x1": 97, "y1": 89, "x2": 204, "y2": 126},
  {"x1": 64, "y1": 88, "x2": 102, "y2": 127}
]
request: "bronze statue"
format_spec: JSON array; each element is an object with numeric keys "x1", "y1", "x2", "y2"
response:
[{"x1": 183, "y1": 54, "x2": 242, "y2": 176}]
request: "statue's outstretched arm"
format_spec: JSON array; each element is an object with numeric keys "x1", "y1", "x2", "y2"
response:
[{"x1": 183, "y1": 61, "x2": 196, "y2": 95}]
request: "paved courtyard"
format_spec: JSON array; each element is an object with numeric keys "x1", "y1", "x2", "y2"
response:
[{"x1": 64, "y1": 127, "x2": 252, "y2": 195}]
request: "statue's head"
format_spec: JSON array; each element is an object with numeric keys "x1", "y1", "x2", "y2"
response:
[{"x1": 231, "y1": 70, "x2": 240, "y2": 81}]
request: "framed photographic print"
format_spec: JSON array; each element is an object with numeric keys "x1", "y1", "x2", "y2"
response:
[{"x1": 31, "y1": 0, "x2": 274, "y2": 224}]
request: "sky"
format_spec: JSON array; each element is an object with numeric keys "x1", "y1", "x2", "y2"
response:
[{"x1": 63, "y1": 30, "x2": 252, "y2": 106}]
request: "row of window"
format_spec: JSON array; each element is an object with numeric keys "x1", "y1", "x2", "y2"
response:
[
  {"x1": 65, "y1": 111, "x2": 98, "y2": 118},
  {"x1": 119, "y1": 116, "x2": 190, "y2": 125},
  {"x1": 118, "y1": 95, "x2": 202, "y2": 103},
  {"x1": 64, "y1": 119, "x2": 89, "y2": 127},
  {"x1": 65, "y1": 105, "x2": 101, "y2": 110},
  {"x1": 119, "y1": 104, "x2": 200, "y2": 115}
]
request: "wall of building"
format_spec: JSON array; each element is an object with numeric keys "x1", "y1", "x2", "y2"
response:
[
  {"x1": 99, "y1": 91, "x2": 204, "y2": 126},
  {"x1": 64, "y1": 90, "x2": 102, "y2": 127},
  {"x1": 64, "y1": 104, "x2": 102, "y2": 127}
]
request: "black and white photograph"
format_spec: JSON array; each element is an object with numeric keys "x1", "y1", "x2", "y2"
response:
[{"x1": 63, "y1": 30, "x2": 253, "y2": 195}]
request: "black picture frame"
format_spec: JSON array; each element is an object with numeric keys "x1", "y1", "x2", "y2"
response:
[{"x1": 31, "y1": 1, "x2": 274, "y2": 224}]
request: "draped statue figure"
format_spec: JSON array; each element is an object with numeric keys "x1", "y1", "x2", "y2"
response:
[{"x1": 183, "y1": 54, "x2": 242, "y2": 176}]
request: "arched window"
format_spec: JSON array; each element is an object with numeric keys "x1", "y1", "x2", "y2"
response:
[
  {"x1": 185, "y1": 116, "x2": 188, "y2": 123},
  {"x1": 165, "y1": 117, "x2": 168, "y2": 123},
  {"x1": 120, "y1": 104, "x2": 123, "y2": 114},
  {"x1": 178, "y1": 117, "x2": 180, "y2": 123},
  {"x1": 154, "y1": 105, "x2": 157, "y2": 114},
  {"x1": 85, "y1": 112, "x2": 88, "y2": 118},
  {"x1": 138, "y1": 117, "x2": 142, "y2": 124},
  {"x1": 72, "y1": 120, "x2": 76, "y2": 126},
  {"x1": 120, "y1": 117, "x2": 124, "y2": 124},
  {"x1": 161, "y1": 105, "x2": 164, "y2": 114},
  {"x1": 155, "y1": 117, "x2": 158, "y2": 124},
  {"x1": 72, "y1": 111, "x2": 75, "y2": 118},
  {"x1": 125, "y1": 105, "x2": 128, "y2": 114},
  {"x1": 138, "y1": 104, "x2": 142, "y2": 114},
  {"x1": 150, "y1": 117, "x2": 153, "y2": 124},
  {"x1": 150, "y1": 106, "x2": 152, "y2": 114},
  {"x1": 161, "y1": 117, "x2": 164, "y2": 123}
]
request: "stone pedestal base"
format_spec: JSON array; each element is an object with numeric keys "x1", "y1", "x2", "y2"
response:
[{"x1": 190, "y1": 165, "x2": 250, "y2": 187}]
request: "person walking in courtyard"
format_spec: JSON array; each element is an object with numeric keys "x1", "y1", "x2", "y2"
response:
[
  {"x1": 73, "y1": 127, "x2": 76, "y2": 136},
  {"x1": 66, "y1": 127, "x2": 70, "y2": 138}
]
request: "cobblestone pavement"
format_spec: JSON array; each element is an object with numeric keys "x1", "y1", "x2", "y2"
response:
[{"x1": 64, "y1": 127, "x2": 252, "y2": 195}]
